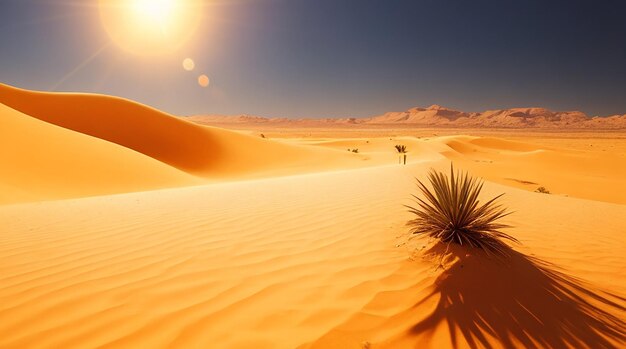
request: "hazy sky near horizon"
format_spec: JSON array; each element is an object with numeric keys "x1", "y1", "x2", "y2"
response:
[{"x1": 1, "y1": 0, "x2": 626, "y2": 118}]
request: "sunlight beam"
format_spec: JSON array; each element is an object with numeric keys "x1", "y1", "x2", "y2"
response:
[{"x1": 50, "y1": 42, "x2": 111, "y2": 91}]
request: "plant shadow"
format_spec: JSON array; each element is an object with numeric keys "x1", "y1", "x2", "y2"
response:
[{"x1": 411, "y1": 243, "x2": 626, "y2": 349}]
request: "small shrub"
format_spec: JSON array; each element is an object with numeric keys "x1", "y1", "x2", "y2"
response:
[
  {"x1": 406, "y1": 165, "x2": 517, "y2": 257},
  {"x1": 535, "y1": 186, "x2": 550, "y2": 194},
  {"x1": 395, "y1": 144, "x2": 408, "y2": 164}
]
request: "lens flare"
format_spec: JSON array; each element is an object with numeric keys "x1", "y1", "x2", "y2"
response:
[
  {"x1": 198, "y1": 74, "x2": 210, "y2": 87},
  {"x1": 183, "y1": 58, "x2": 195, "y2": 71}
]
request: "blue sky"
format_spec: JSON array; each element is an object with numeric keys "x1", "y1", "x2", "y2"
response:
[{"x1": 1, "y1": 0, "x2": 625, "y2": 117}]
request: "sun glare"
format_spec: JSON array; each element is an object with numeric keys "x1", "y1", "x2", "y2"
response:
[
  {"x1": 132, "y1": 0, "x2": 174, "y2": 25},
  {"x1": 99, "y1": 0, "x2": 202, "y2": 55}
]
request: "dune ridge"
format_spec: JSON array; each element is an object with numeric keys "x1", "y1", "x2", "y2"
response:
[
  {"x1": 0, "y1": 83, "x2": 366, "y2": 204},
  {"x1": 0, "y1": 83, "x2": 354, "y2": 176},
  {"x1": 1, "y1": 83, "x2": 623, "y2": 205},
  {"x1": 289, "y1": 134, "x2": 626, "y2": 205},
  {"x1": 0, "y1": 83, "x2": 221, "y2": 174},
  {"x1": 0, "y1": 103, "x2": 200, "y2": 204}
]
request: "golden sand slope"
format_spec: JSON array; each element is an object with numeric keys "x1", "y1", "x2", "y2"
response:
[
  {"x1": 0, "y1": 84, "x2": 363, "y2": 204},
  {"x1": 438, "y1": 135, "x2": 626, "y2": 204},
  {"x1": 0, "y1": 84, "x2": 360, "y2": 176},
  {"x1": 0, "y1": 103, "x2": 199, "y2": 204},
  {"x1": 0, "y1": 83, "x2": 229, "y2": 174},
  {"x1": 291, "y1": 135, "x2": 626, "y2": 205},
  {"x1": 0, "y1": 159, "x2": 624, "y2": 348},
  {"x1": 0, "y1": 85, "x2": 624, "y2": 348},
  {"x1": 3, "y1": 81, "x2": 623, "y2": 205}
]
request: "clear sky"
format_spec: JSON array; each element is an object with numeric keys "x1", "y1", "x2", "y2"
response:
[{"x1": 1, "y1": 0, "x2": 625, "y2": 117}]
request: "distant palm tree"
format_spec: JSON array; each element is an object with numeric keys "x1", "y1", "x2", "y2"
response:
[{"x1": 395, "y1": 145, "x2": 407, "y2": 164}]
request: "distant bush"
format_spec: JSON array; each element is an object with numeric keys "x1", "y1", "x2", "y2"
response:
[
  {"x1": 395, "y1": 144, "x2": 408, "y2": 164},
  {"x1": 535, "y1": 187, "x2": 550, "y2": 194}
]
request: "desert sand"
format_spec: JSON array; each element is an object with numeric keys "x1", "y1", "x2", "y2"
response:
[{"x1": 0, "y1": 84, "x2": 625, "y2": 348}]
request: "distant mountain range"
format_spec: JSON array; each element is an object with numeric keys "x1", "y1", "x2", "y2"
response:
[{"x1": 187, "y1": 104, "x2": 626, "y2": 128}]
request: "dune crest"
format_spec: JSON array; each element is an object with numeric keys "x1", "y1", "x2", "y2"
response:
[
  {"x1": 0, "y1": 83, "x2": 366, "y2": 204},
  {"x1": 0, "y1": 84, "x2": 359, "y2": 177},
  {"x1": 0, "y1": 83, "x2": 227, "y2": 174},
  {"x1": 0, "y1": 103, "x2": 199, "y2": 204}
]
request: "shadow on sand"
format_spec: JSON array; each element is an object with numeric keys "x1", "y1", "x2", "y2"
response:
[{"x1": 411, "y1": 243, "x2": 626, "y2": 349}]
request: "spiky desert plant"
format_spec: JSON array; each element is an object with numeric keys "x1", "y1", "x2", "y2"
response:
[
  {"x1": 535, "y1": 186, "x2": 550, "y2": 194},
  {"x1": 395, "y1": 145, "x2": 407, "y2": 164},
  {"x1": 406, "y1": 165, "x2": 517, "y2": 257}
]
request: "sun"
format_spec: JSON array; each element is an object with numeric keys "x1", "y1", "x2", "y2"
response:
[
  {"x1": 133, "y1": 0, "x2": 174, "y2": 25},
  {"x1": 99, "y1": 0, "x2": 202, "y2": 55}
]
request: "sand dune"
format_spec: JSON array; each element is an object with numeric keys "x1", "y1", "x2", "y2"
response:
[
  {"x1": 0, "y1": 160, "x2": 624, "y2": 348},
  {"x1": 0, "y1": 83, "x2": 356, "y2": 177},
  {"x1": 0, "y1": 83, "x2": 220, "y2": 173},
  {"x1": 0, "y1": 84, "x2": 367, "y2": 203},
  {"x1": 1, "y1": 85, "x2": 624, "y2": 348},
  {"x1": 0, "y1": 103, "x2": 199, "y2": 204},
  {"x1": 437, "y1": 136, "x2": 626, "y2": 204},
  {"x1": 287, "y1": 134, "x2": 626, "y2": 205}
]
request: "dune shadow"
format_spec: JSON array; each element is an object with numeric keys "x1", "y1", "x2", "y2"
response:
[{"x1": 411, "y1": 243, "x2": 626, "y2": 349}]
